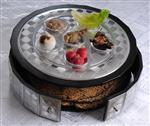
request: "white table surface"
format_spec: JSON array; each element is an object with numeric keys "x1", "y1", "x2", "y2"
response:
[{"x1": 0, "y1": 0, "x2": 150, "y2": 126}]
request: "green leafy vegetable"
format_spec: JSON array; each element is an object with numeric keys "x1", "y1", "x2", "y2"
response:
[{"x1": 71, "y1": 9, "x2": 110, "y2": 29}]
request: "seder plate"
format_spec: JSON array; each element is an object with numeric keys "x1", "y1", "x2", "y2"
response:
[
  {"x1": 11, "y1": 4, "x2": 137, "y2": 84},
  {"x1": 17, "y1": 6, "x2": 130, "y2": 80}
]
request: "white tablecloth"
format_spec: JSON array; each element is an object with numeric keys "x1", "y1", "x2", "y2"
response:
[{"x1": 0, "y1": 0, "x2": 150, "y2": 125}]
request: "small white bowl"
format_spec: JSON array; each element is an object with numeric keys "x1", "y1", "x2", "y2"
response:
[{"x1": 35, "y1": 32, "x2": 57, "y2": 55}]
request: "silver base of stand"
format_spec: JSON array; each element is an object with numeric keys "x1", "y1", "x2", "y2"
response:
[{"x1": 9, "y1": 63, "x2": 137, "y2": 122}]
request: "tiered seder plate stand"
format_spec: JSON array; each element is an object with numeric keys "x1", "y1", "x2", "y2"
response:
[{"x1": 9, "y1": 4, "x2": 143, "y2": 122}]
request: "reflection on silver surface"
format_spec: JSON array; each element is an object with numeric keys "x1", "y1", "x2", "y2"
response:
[
  {"x1": 23, "y1": 86, "x2": 39, "y2": 115},
  {"x1": 124, "y1": 77, "x2": 138, "y2": 110},
  {"x1": 10, "y1": 65, "x2": 24, "y2": 104},
  {"x1": 40, "y1": 95, "x2": 61, "y2": 122},
  {"x1": 104, "y1": 73, "x2": 138, "y2": 120},
  {"x1": 105, "y1": 93, "x2": 126, "y2": 120},
  {"x1": 9, "y1": 65, "x2": 61, "y2": 122}
]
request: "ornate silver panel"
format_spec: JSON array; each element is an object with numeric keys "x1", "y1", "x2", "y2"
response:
[
  {"x1": 104, "y1": 74, "x2": 138, "y2": 120},
  {"x1": 23, "y1": 86, "x2": 39, "y2": 115},
  {"x1": 124, "y1": 83, "x2": 137, "y2": 110},
  {"x1": 105, "y1": 93, "x2": 126, "y2": 120},
  {"x1": 9, "y1": 65, "x2": 61, "y2": 122},
  {"x1": 9, "y1": 66, "x2": 24, "y2": 104},
  {"x1": 39, "y1": 95, "x2": 61, "y2": 122}
]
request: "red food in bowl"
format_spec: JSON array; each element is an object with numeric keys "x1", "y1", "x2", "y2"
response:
[
  {"x1": 73, "y1": 55, "x2": 85, "y2": 65},
  {"x1": 66, "y1": 47, "x2": 88, "y2": 66},
  {"x1": 76, "y1": 47, "x2": 87, "y2": 59},
  {"x1": 66, "y1": 50, "x2": 76, "y2": 63}
]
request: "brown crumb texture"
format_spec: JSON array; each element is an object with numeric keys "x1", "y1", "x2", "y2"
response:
[{"x1": 29, "y1": 77, "x2": 120, "y2": 110}]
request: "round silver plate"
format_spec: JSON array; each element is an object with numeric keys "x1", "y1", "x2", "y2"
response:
[{"x1": 18, "y1": 8, "x2": 130, "y2": 80}]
